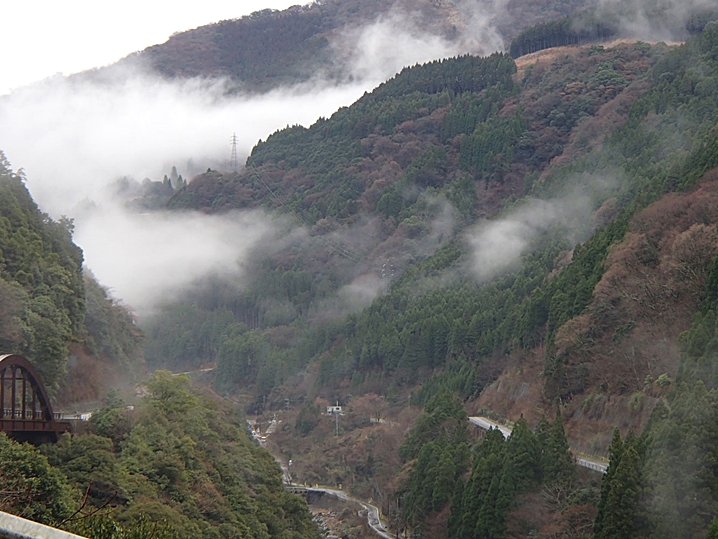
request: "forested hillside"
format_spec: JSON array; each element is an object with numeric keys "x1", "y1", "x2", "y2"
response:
[
  {"x1": 0, "y1": 153, "x2": 143, "y2": 399},
  {"x1": 0, "y1": 153, "x2": 84, "y2": 389},
  {"x1": 121, "y1": 0, "x2": 592, "y2": 91},
  {"x1": 0, "y1": 372, "x2": 320, "y2": 539},
  {"x1": 5, "y1": 2, "x2": 717, "y2": 537},
  {"x1": 509, "y1": 3, "x2": 718, "y2": 58},
  {"x1": 141, "y1": 16, "x2": 718, "y2": 539},
  {"x1": 0, "y1": 157, "x2": 320, "y2": 539},
  {"x1": 160, "y1": 38, "x2": 660, "y2": 392}
]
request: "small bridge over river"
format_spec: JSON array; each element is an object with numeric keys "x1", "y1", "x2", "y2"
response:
[{"x1": 0, "y1": 354, "x2": 70, "y2": 444}]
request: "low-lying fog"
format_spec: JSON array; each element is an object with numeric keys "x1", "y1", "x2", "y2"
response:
[
  {"x1": 0, "y1": 69, "x2": 375, "y2": 315},
  {"x1": 0, "y1": 4, "x2": 503, "y2": 316},
  {"x1": 0, "y1": 0, "x2": 700, "y2": 316}
]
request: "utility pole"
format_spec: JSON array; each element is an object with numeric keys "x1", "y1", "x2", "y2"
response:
[
  {"x1": 229, "y1": 133, "x2": 239, "y2": 172},
  {"x1": 334, "y1": 400, "x2": 340, "y2": 436}
]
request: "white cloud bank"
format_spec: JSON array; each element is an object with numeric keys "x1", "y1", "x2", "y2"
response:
[
  {"x1": 75, "y1": 207, "x2": 276, "y2": 316},
  {"x1": 0, "y1": 67, "x2": 372, "y2": 316},
  {"x1": 0, "y1": 1, "x2": 511, "y2": 316},
  {"x1": 0, "y1": 69, "x2": 371, "y2": 215},
  {"x1": 335, "y1": 0, "x2": 507, "y2": 82},
  {"x1": 467, "y1": 191, "x2": 596, "y2": 282}
]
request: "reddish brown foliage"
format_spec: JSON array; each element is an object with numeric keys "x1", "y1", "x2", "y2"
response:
[
  {"x1": 555, "y1": 177, "x2": 718, "y2": 396},
  {"x1": 56, "y1": 343, "x2": 123, "y2": 406}
]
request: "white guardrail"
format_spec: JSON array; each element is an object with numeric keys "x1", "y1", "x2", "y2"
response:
[{"x1": 468, "y1": 416, "x2": 608, "y2": 474}]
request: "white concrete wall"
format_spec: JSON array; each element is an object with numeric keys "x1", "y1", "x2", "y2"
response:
[{"x1": 0, "y1": 511, "x2": 87, "y2": 539}]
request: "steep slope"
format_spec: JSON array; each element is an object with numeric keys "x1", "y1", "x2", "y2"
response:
[
  {"x1": 0, "y1": 152, "x2": 143, "y2": 401},
  {"x1": 478, "y1": 172, "x2": 718, "y2": 452},
  {"x1": 0, "y1": 373, "x2": 320, "y2": 539},
  {"x1": 394, "y1": 26, "x2": 718, "y2": 536},
  {"x1": 0, "y1": 155, "x2": 84, "y2": 388},
  {"x1": 143, "y1": 20, "x2": 718, "y2": 536},
  {"x1": 157, "y1": 41, "x2": 659, "y2": 389},
  {"x1": 44, "y1": 372, "x2": 321, "y2": 539},
  {"x1": 509, "y1": 2, "x2": 718, "y2": 58},
  {"x1": 170, "y1": 43, "x2": 656, "y2": 222},
  {"x1": 119, "y1": 0, "x2": 592, "y2": 91},
  {"x1": 0, "y1": 158, "x2": 320, "y2": 539}
]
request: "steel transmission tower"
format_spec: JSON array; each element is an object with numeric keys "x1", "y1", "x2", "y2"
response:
[{"x1": 229, "y1": 133, "x2": 239, "y2": 172}]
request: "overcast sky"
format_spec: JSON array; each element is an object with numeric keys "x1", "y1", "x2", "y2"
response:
[{"x1": 0, "y1": 1, "x2": 306, "y2": 95}]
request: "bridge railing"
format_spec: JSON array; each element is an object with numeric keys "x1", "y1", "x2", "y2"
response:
[
  {"x1": 0, "y1": 410, "x2": 88, "y2": 421},
  {"x1": 1, "y1": 409, "x2": 45, "y2": 420}
]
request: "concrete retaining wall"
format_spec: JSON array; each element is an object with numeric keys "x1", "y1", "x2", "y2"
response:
[{"x1": 0, "y1": 512, "x2": 87, "y2": 539}]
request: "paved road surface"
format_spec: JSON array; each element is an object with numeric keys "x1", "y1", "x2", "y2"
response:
[
  {"x1": 468, "y1": 416, "x2": 513, "y2": 438},
  {"x1": 302, "y1": 486, "x2": 396, "y2": 539},
  {"x1": 279, "y1": 416, "x2": 607, "y2": 539},
  {"x1": 468, "y1": 416, "x2": 608, "y2": 474}
]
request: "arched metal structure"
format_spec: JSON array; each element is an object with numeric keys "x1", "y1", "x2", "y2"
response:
[{"x1": 0, "y1": 354, "x2": 70, "y2": 443}]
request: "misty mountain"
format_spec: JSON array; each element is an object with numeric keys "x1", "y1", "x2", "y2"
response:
[
  {"x1": 115, "y1": 0, "x2": 593, "y2": 91},
  {"x1": 0, "y1": 152, "x2": 142, "y2": 401},
  {"x1": 113, "y1": 0, "x2": 718, "y2": 93},
  {"x1": 2, "y1": 1, "x2": 718, "y2": 536},
  {"x1": 163, "y1": 39, "x2": 656, "y2": 319},
  {"x1": 0, "y1": 155, "x2": 320, "y2": 539},
  {"x1": 510, "y1": 0, "x2": 718, "y2": 57},
  {"x1": 139, "y1": 17, "x2": 718, "y2": 537}
]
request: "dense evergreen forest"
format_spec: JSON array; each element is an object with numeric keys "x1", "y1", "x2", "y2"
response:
[
  {"x1": 0, "y1": 154, "x2": 143, "y2": 396},
  {"x1": 509, "y1": 4, "x2": 718, "y2": 59},
  {"x1": 4, "y1": 2, "x2": 718, "y2": 538},
  {"x1": 394, "y1": 22, "x2": 718, "y2": 539},
  {"x1": 160, "y1": 37, "x2": 660, "y2": 395},
  {"x1": 147, "y1": 16, "x2": 718, "y2": 539}
]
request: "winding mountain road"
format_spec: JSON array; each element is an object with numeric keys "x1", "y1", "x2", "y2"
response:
[
  {"x1": 303, "y1": 486, "x2": 396, "y2": 539},
  {"x1": 275, "y1": 452, "x2": 394, "y2": 538},
  {"x1": 270, "y1": 415, "x2": 606, "y2": 539}
]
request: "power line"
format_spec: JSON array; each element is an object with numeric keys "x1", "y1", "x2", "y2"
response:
[{"x1": 229, "y1": 133, "x2": 239, "y2": 173}]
